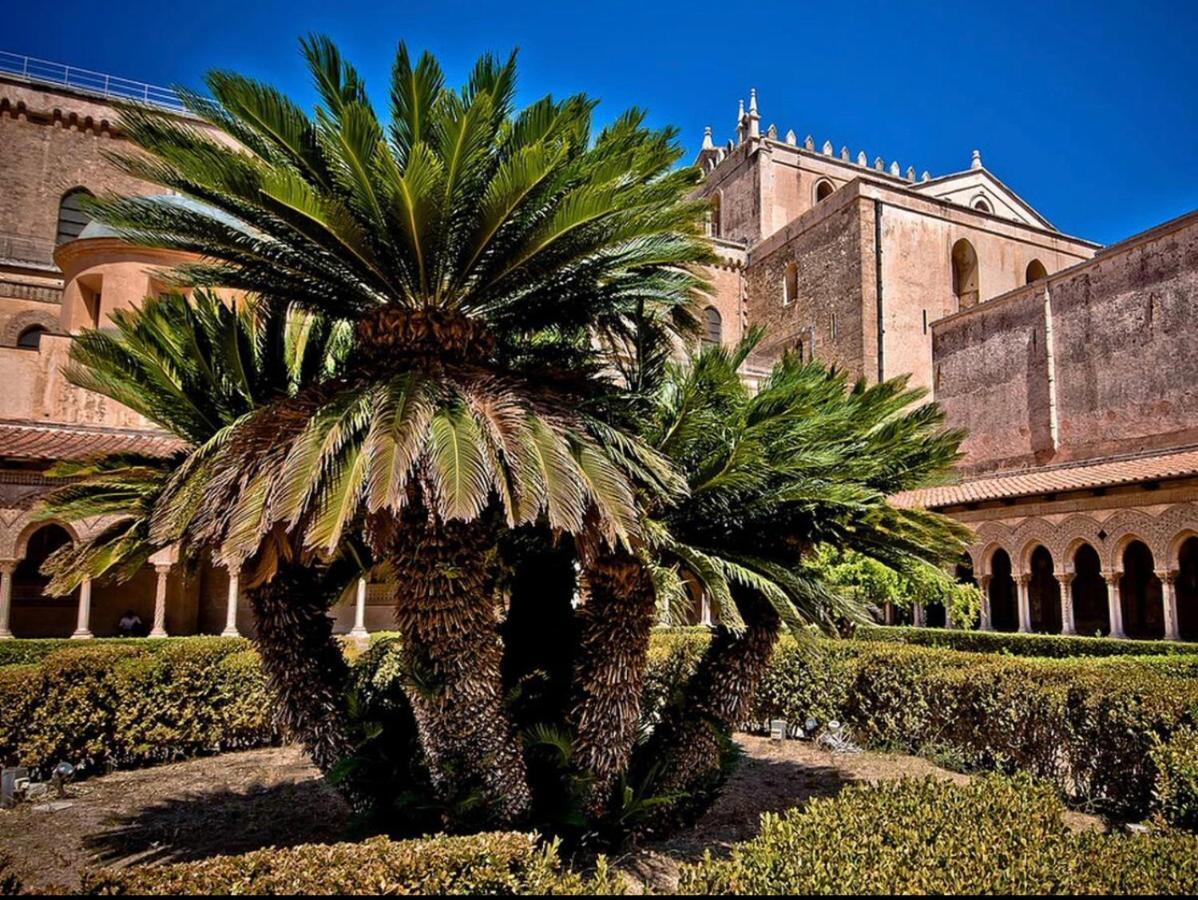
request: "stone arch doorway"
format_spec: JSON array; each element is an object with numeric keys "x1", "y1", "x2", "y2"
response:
[
  {"x1": 1176, "y1": 537, "x2": 1198, "y2": 641},
  {"x1": 11, "y1": 524, "x2": 75, "y2": 638},
  {"x1": 988, "y1": 548, "x2": 1018, "y2": 631},
  {"x1": 1120, "y1": 541, "x2": 1164, "y2": 640},
  {"x1": 1028, "y1": 545, "x2": 1062, "y2": 634},
  {"x1": 1072, "y1": 543, "x2": 1109, "y2": 636}
]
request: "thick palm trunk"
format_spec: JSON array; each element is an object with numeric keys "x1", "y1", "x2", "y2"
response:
[
  {"x1": 247, "y1": 565, "x2": 372, "y2": 811},
  {"x1": 370, "y1": 511, "x2": 531, "y2": 827},
  {"x1": 568, "y1": 550, "x2": 658, "y2": 820},
  {"x1": 634, "y1": 589, "x2": 781, "y2": 835}
]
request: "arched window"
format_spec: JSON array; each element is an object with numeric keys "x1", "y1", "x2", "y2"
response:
[
  {"x1": 814, "y1": 179, "x2": 835, "y2": 203},
  {"x1": 951, "y1": 238, "x2": 980, "y2": 310},
  {"x1": 972, "y1": 196, "x2": 992, "y2": 214},
  {"x1": 56, "y1": 188, "x2": 94, "y2": 244},
  {"x1": 1025, "y1": 259, "x2": 1048, "y2": 284},
  {"x1": 783, "y1": 261, "x2": 798, "y2": 306},
  {"x1": 702, "y1": 306, "x2": 722, "y2": 345},
  {"x1": 708, "y1": 193, "x2": 722, "y2": 239},
  {"x1": 16, "y1": 325, "x2": 47, "y2": 349}
]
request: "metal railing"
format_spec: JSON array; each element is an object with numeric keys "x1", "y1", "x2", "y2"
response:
[{"x1": 0, "y1": 50, "x2": 186, "y2": 112}]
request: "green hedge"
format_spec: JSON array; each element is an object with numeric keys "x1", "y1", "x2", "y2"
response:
[
  {"x1": 1152, "y1": 725, "x2": 1198, "y2": 830},
  {"x1": 677, "y1": 775, "x2": 1198, "y2": 895},
  {"x1": 0, "y1": 642, "x2": 276, "y2": 776},
  {"x1": 77, "y1": 832, "x2": 620, "y2": 895},
  {"x1": 0, "y1": 635, "x2": 250, "y2": 668},
  {"x1": 856, "y1": 624, "x2": 1198, "y2": 658}
]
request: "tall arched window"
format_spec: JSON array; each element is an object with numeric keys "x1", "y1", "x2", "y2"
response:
[
  {"x1": 951, "y1": 238, "x2": 979, "y2": 310},
  {"x1": 814, "y1": 179, "x2": 835, "y2": 203},
  {"x1": 708, "y1": 193, "x2": 722, "y2": 239},
  {"x1": 783, "y1": 261, "x2": 798, "y2": 306},
  {"x1": 17, "y1": 326, "x2": 47, "y2": 349},
  {"x1": 56, "y1": 188, "x2": 94, "y2": 244},
  {"x1": 1025, "y1": 259, "x2": 1048, "y2": 284},
  {"x1": 702, "y1": 306, "x2": 722, "y2": 345}
]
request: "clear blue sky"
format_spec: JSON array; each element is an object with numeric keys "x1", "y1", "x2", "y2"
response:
[{"x1": 9, "y1": 0, "x2": 1197, "y2": 244}]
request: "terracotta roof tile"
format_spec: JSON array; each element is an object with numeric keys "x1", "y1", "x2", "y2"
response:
[
  {"x1": 892, "y1": 447, "x2": 1198, "y2": 509},
  {"x1": 0, "y1": 420, "x2": 183, "y2": 462}
]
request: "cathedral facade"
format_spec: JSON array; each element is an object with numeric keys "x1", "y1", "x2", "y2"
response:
[{"x1": 1, "y1": 58, "x2": 1196, "y2": 640}]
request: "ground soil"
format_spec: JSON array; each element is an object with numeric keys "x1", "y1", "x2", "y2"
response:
[{"x1": 0, "y1": 735, "x2": 1103, "y2": 893}]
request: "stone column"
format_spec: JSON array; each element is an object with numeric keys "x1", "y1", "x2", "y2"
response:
[
  {"x1": 1056, "y1": 572, "x2": 1077, "y2": 635},
  {"x1": 71, "y1": 576, "x2": 94, "y2": 639},
  {"x1": 0, "y1": 561, "x2": 16, "y2": 639},
  {"x1": 221, "y1": 568, "x2": 241, "y2": 637},
  {"x1": 1158, "y1": 570, "x2": 1180, "y2": 642},
  {"x1": 700, "y1": 592, "x2": 714, "y2": 627},
  {"x1": 882, "y1": 601, "x2": 895, "y2": 626},
  {"x1": 913, "y1": 603, "x2": 926, "y2": 627},
  {"x1": 977, "y1": 575, "x2": 993, "y2": 631},
  {"x1": 150, "y1": 563, "x2": 171, "y2": 638},
  {"x1": 350, "y1": 577, "x2": 369, "y2": 639},
  {"x1": 1015, "y1": 574, "x2": 1032, "y2": 633},
  {"x1": 1103, "y1": 570, "x2": 1126, "y2": 638}
]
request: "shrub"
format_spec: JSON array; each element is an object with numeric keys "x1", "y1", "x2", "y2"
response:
[
  {"x1": 677, "y1": 775, "x2": 1198, "y2": 895},
  {"x1": 856, "y1": 624, "x2": 1198, "y2": 658},
  {"x1": 0, "y1": 635, "x2": 250, "y2": 668},
  {"x1": 77, "y1": 832, "x2": 621, "y2": 895},
  {"x1": 1152, "y1": 725, "x2": 1198, "y2": 830}
]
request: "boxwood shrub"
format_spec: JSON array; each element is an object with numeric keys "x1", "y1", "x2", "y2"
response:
[
  {"x1": 678, "y1": 775, "x2": 1198, "y2": 895},
  {"x1": 1152, "y1": 724, "x2": 1198, "y2": 830},
  {"x1": 0, "y1": 635, "x2": 250, "y2": 668},
  {"x1": 856, "y1": 624, "x2": 1198, "y2": 658},
  {"x1": 77, "y1": 832, "x2": 620, "y2": 895}
]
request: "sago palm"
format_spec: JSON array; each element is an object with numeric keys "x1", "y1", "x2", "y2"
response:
[
  {"x1": 90, "y1": 36, "x2": 710, "y2": 824},
  {"x1": 36, "y1": 291, "x2": 373, "y2": 805},
  {"x1": 630, "y1": 333, "x2": 971, "y2": 832}
]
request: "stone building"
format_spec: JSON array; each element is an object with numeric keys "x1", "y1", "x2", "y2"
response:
[{"x1": 0, "y1": 57, "x2": 1195, "y2": 641}]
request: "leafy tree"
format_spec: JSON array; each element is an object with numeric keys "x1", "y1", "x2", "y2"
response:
[{"x1": 85, "y1": 36, "x2": 710, "y2": 825}]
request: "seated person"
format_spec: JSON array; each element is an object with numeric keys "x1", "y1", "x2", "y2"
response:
[{"x1": 118, "y1": 609, "x2": 144, "y2": 637}]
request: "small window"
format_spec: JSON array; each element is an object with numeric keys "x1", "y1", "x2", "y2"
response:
[
  {"x1": 708, "y1": 193, "x2": 722, "y2": 239},
  {"x1": 814, "y1": 179, "x2": 835, "y2": 203},
  {"x1": 57, "y1": 188, "x2": 94, "y2": 244},
  {"x1": 830, "y1": 313, "x2": 837, "y2": 340},
  {"x1": 702, "y1": 306, "x2": 722, "y2": 345},
  {"x1": 783, "y1": 261, "x2": 798, "y2": 306},
  {"x1": 1025, "y1": 259, "x2": 1048, "y2": 284},
  {"x1": 17, "y1": 326, "x2": 47, "y2": 349},
  {"x1": 972, "y1": 196, "x2": 992, "y2": 214}
]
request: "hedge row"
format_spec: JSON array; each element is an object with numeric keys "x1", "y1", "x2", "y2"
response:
[
  {"x1": 0, "y1": 635, "x2": 251, "y2": 668},
  {"x1": 76, "y1": 832, "x2": 619, "y2": 896},
  {"x1": 856, "y1": 624, "x2": 1198, "y2": 658},
  {"x1": 677, "y1": 775, "x2": 1198, "y2": 894},
  {"x1": 0, "y1": 642, "x2": 276, "y2": 777}
]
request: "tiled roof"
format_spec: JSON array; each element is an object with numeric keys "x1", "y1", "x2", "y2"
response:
[
  {"x1": 892, "y1": 447, "x2": 1198, "y2": 510},
  {"x1": 0, "y1": 420, "x2": 182, "y2": 462}
]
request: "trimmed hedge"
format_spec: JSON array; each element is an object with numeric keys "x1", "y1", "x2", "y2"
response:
[
  {"x1": 856, "y1": 624, "x2": 1198, "y2": 658},
  {"x1": 677, "y1": 775, "x2": 1198, "y2": 895},
  {"x1": 0, "y1": 642, "x2": 276, "y2": 777},
  {"x1": 0, "y1": 635, "x2": 250, "y2": 668},
  {"x1": 1152, "y1": 725, "x2": 1198, "y2": 830},
  {"x1": 77, "y1": 832, "x2": 620, "y2": 895}
]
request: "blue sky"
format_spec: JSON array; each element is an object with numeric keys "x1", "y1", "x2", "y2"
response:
[{"x1": 9, "y1": 0, "x2": 1197, "y2": 244}]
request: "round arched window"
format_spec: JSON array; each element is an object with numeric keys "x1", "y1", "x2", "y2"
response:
[
  {"x1": 16, "y1": 325, "x2": 47, "y2": 349},
  {"x1": 702, "y1": 306, "x2": 722, "y2": 345}
]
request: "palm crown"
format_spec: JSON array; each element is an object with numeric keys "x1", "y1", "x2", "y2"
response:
[{"x1": 90, "y1": 36, "x2": 711, "y2": 569}]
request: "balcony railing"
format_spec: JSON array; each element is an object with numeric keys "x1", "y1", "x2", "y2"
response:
[{"x1": 0, "y1": 50, "x2": 186, "y2": 113}]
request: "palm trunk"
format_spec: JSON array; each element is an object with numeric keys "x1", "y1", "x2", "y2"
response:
[
  {"x1": 634, "y1": 588, "x2": 781, "y2": 835},
  {"x1": 568, "y1": 550, "x2": 658, "y2": 820},
  {"x1": 370, "y1": 510, "x2": 531, "y2": 827},
  {"x1": 248, "y1": 565, "x2": 373, "y2": 811}
]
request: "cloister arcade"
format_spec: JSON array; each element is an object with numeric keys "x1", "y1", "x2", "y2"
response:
[{"x1": 942, "y1": 504, "x2": 1198, "y2": 640}]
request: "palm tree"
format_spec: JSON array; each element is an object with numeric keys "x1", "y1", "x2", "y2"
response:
[
  {"x1": 628, "y1": 334, "x2": 971, "y2": 833},
  {"x1": 89, "y1": 36, "x2": 710, "y2": 824},
  {"x1": 36, "y1": 291, "x2": 378, "y2": 807}
]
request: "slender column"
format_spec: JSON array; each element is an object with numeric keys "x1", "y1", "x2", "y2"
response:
[
  {"x1": 350, "y1": 576, "x2": 369, "y2": 638},
  {"x1": 0, "y1": 561, "x2": 16, "y2": 639},
  {"x1": 71, "y1": 576, "x2": 93, "y2": 639},
  {"x1": 1057, "y1": 572, "x2": 1076, "y2": 635},
  {"x1": 977, "y1": 574, "x2": 993, "y2": 631},
  {"x1": 150, "y1": 563, "x2": 170, "y2": 637},
  {"x1": 1158, "y1": 570, "x2": 1180, "y2": 641},
  {"x1": 1015, "y1": 574, "x2": 1032, "y2": 633},
  {"x1": 221, "y1": 568, "x2": 241, "y2": 637},
  {"x1": 1103, "y1": 569, "x2": 1126, "y2": 638},
  {"x1": 883, "y1": 601, "x2": 895, "y2": 626},
  {"x1": 700, "y1": 591, "x2": 714, "y2": 626},
  {"x1": 913, "y1": 603, "x2": 926, "y2": 627}
]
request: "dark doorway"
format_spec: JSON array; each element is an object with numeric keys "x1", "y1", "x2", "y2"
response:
[
  {"x1": 1120, "y1": 541, "x2": 1164, "y2": 640},
  {"x1": 1178, "y1": 537, "x2": 1198, "y2": 642},
  {"x1": 1027, "y1": 546, "x2": 1062, "y2": 634},
  {"x1": 988, "y1": 549, "x2": 1018, "y2": 632},
  {"x1": 1072, "y1": 543, "x2": 1109, "y2": 636}
]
